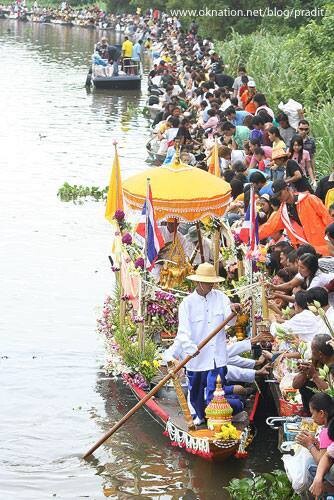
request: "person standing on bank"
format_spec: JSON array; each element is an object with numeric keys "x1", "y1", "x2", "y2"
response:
[{"x1": 175, "y1": 262, "x2": 241, "y2": 425}]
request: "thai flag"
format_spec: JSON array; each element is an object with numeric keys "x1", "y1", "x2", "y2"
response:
[
  {"x1": 239, "y1": 187, "x2": 259, "y2": 251},
  {"x1": 136, "y1": 185, "x2": 164, "y2": 271}
]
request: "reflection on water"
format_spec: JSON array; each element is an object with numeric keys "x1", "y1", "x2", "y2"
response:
[{"x1": 0, "y1": 19, "x2": 281, "y2": 499}]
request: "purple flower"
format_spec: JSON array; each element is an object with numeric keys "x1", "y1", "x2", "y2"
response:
[
  {"x1": 122, "y1": 233, "x2": 132, "y2": 245},
  {"x1": 114, "y1": 209, "x2": 125, "y2": 222},
  {"x1": 134, "y1": 257, "x2": 145, "y2": 269},
  {"x1": 111, "y1": 266, "x2": 120, "y2": 272}
]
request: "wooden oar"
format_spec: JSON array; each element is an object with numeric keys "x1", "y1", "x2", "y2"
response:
[{"x1": 83, "y1": 312, "x2": 236, "y2": 459}]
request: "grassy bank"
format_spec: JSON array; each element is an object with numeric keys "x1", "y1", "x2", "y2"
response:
[{"x1": 216, "y1": 6, "x2": 334, "y2": 176}]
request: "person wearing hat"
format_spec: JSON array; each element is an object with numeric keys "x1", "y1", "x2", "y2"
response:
[
  {"x1": 240, "y1": 79, "x2": 257, "y2": 114},
  {"x1": 171, "y1": 262, "x2": 242, "y2": 425},
  {"x1": 184, "y1": 225, "x2": 212, "y2": 267},
  {"x1": 259, "y1": 180, "x2": 331, "y2": 255},
  {"x1": 271, "y1": 147, "x2": 313, "y2": 192}
]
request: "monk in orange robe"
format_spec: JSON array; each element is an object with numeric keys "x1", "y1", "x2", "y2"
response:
[{"x1": 259, "y1": 180, "x2": 331, "y2": 255}]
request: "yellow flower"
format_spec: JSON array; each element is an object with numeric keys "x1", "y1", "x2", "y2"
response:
[
  {"x1": 153, "y1": 360, "x2": 160, "y2": 368},
  {"x1": 141, "y1": 360, "x2": 150, "y2": 367}
]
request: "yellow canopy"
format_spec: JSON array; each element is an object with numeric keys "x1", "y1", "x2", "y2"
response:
[{"x1": 122, "y1": 159, "x2": 231, "y2": 222}]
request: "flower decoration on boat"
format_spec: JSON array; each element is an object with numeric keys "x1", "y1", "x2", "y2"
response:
[
  {"x1": 134, "y1": 257, "x2": 145, "y2": 270},
  {"x1": 122, "y1": 232, "x2": 133, "y2": 245},
  {"x1": 114, "y1": 209, "x2": 125, "y2": 222},
  {"x1": 147, "y1": 289, "x2": 181, "y2": 338}
]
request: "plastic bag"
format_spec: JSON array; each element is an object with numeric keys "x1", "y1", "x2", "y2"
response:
[
  {"x1": 282, "y1": 444, "x2": 315, "y2": 493},
  {"x1": 277, "y1": 99, "x2": 303, "y2": 130}
]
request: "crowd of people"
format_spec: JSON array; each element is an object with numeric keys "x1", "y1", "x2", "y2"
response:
[{"x1": 134, "y1": 14, "x2": 334, "y2": 498}]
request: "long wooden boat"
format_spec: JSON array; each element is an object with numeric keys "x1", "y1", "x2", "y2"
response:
[{"x1": 126, "y1": 378, "x2": 259, "y2": 461}]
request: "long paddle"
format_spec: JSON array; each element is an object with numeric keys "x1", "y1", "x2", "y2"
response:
[{"x1": 83, "y1": 311, "x2": 236, "y2": 459}]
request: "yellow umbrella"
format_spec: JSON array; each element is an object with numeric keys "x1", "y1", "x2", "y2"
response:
[{"x1": 122, "y1": 157, "x2": 231, "y2": 222}]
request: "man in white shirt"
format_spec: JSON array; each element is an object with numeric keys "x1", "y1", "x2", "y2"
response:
[{"x1": 173, "y1": 262, "x2": 241, "y2": 424}]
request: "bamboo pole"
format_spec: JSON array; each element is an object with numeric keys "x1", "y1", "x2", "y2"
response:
[{"x1": 83, "y1": 312, "x2": 236, "y2": 459}]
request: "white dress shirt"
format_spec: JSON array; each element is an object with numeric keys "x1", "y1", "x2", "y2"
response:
[
  {"x1": 270, "y1": 309, "x2": 324, "y2": 343},
  {"x1": 176, "y1": 289, "x2": 233, "y2": 371}
]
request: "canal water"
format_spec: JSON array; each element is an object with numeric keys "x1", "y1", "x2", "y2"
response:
[{"x1": 0, "y1": 20, "x2": 281, "y2": 499}]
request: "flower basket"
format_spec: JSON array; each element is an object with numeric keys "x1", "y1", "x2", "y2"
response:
[{"x1": 279, "y1": 398, "x2": 304, "y2": 417}]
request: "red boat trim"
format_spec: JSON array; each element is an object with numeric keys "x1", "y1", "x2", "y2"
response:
[
  {"x1": 248, "y1": 391, "x2": 260, "y2": 423},
  {"x1": 128, "y1": 381, "x2": 170, "y2": 423}
]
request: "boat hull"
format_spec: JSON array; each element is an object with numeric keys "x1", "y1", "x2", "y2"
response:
[
  {"x1": 127, "y1": 380, "x2": 257, "y2": 461},
  {"x1": 93, "y1": 76, "x2": 141, "y2": 90}
]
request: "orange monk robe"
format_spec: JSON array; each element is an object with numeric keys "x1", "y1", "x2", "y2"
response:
[{"x1": 259, "y1": 192, "x2": 331, "y2": 255}]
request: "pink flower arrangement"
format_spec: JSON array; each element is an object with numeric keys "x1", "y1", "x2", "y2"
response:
[{"x1": 121, "y1": 233, "x2": 132, "y2": 245}]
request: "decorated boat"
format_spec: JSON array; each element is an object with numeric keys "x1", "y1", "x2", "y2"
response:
[
  {"x1": 127, "y1": 374, "x2": 258, "y2": 460},
  {"x1": 80, "y1": 144, "x2": 279, "y2": 462}
]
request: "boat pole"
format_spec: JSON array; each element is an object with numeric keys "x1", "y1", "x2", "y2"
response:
[{"x1": 83, "y1": 312, "x2": 236, "y2": 459}]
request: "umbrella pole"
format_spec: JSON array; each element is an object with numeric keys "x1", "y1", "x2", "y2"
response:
[
  {"x1": 196, "y1": 222, "x2": 205, "y2": 263},
  {"x1": 83, "y1": 312, "x2": 236, "y2": 459}
]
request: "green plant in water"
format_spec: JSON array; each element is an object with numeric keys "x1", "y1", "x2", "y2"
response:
[
  {"x1": 57, "y1": 182, "x2": 108, "y2": 202},
  {"x1": 225, "y1": 470, "x2": 299, "y2": 500}
]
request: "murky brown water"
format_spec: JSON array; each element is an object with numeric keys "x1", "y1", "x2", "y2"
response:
[{"x1": 0, "y1": 20, "x2": 281, "y2": 500}]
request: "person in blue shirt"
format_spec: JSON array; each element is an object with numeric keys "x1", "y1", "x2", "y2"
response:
[
  {"x1": 225, "y1": 105, "x2": 251, "y2": 127},
  {"x1": 249, "y1": 171, "x2": 273, "y2": 196},
  {"x1": 132, "y1": 39, "x2": 142, "y2": 74}
]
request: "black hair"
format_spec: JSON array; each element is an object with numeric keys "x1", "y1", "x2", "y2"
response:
[
  {"x1": 280, "y1": 245, "x2": 294, "y2": 257},
  {"x1": 251, "y1": 116, "x2": 265, "y2": 127},
  {"x1": 225, "y1": 105, "x2": 236, "y2": 116},
  {"x1": 307, "y1": 286, "x2": 329, "y2": 307},
  {"x1": 268, "y1": 126, "x2": 283, "y2": 140},
  {"x1": 221, "y1": 121, "x2": 235, "y2": 132},
  {"x1": 310, "y1": 393, "x2": 334, "y2": 438},
  {"x1": 253, "y1": 147, "x2": 265, "y2": 156},
  {"x1": 295, "y1": 290, "x2": 308, "y2": 310},
  {"x1": 230, "y1": 97, "x2": 238, "y2": 106},
  {"x1": 253, "y1": 93, "x2": 268, "y2": 107},
  {"x1": 289, "y1": 134, "x2": 304, "y2": 164},
  {"x1": 222, "y1": 169, "x2": 235, "y2": 183},
  {"x1": 257, "y1": 110, "x2": 273, "y2": 123},
  {"x1": 277, "y1": 112, "x2": 290, "y2": 124},
  {"x1": 277, "y1": 268, "x2": 295, "y2": 283},
  {"x1": 250, "y1": 138, "x2": 262, "y2": 147},
  {"x1": 312, "y1": 333, "x2": 334, "y2": 358},
  {"x1": 299, "y1": 253, "x2": 319, "y2": 285},
  {"x1": 232, "y1": 160, "x2": 247, "y2": 173},
  {"x1": 287, "y1": 250, "x2": 297, "y2": 264},
  {"x1": 296, "y1": 244, "x2": 317, "y2": 258},
  {"x1": 249, "y1": 171, "x2": 266, "y2": 185}
]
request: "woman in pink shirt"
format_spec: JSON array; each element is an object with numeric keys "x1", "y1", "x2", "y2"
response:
[
  {"x1": 202, "y1": 108, "x2": 219, "y2": 133},
  {"x1": 296, "y1": 392, "x2": 334, "y2": 465},
  {"x1": 289, "y1": 134, "x2": 316, "y2": 185}
]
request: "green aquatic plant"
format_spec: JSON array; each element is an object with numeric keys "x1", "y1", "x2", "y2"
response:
[
  {"x1": 57, "y1": 182, "x2": 108, "y2": 202},
  {"x1": 225, "y1": 470, "x2": 299, "y2": 500}
]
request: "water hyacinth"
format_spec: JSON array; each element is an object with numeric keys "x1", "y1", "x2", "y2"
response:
[{"x1": 121, "y1": 233, "x2": 132, "y2": 245}]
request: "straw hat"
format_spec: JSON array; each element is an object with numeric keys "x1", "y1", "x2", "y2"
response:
[
  {"x1": 271, "y1": 148, "x2": 289, "y2": 160},
  {"x1": 187, "y1": 262, "x2": 224, "y2": 283}
]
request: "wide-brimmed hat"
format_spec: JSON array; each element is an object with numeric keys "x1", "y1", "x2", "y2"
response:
[
  {"x1": 187, "y1": 262, "x2": 224, "y2": 283},
  {"x1": 271, "y1": 148, "x2": 289, "y2": 160}
]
